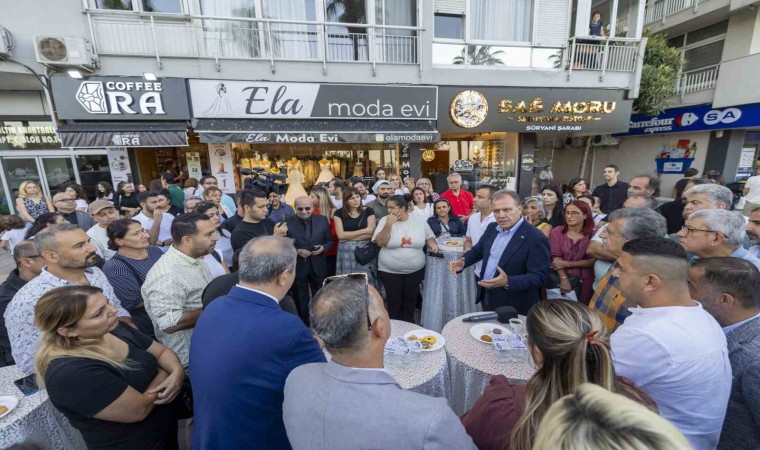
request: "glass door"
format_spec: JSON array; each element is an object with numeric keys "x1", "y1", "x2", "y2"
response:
[
  {"x1": 40, "y1": 157, "x2": 76, "y2": 196},
  {"x1": 1, "y1": 155, "x2": 82, "y2": 214},
  {"x1": 2, "y1": 157, "x2": 44, "y2": 213}
]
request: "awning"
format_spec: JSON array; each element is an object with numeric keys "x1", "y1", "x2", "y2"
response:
[
  {"x1": 194, "y1": 119, "x2": 439, "y2": 144},
  {"x1": 57, "y1": 122, "x2": 189, "y2": 148}
]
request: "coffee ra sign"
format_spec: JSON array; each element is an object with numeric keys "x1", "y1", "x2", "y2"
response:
[{"x1": 51, "y1": 76, "x2": 191, "y2": 121}]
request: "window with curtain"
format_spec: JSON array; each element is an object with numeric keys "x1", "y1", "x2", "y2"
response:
[
  {"x1": 376, "y1": 0, "x2": 417, "y2": 63},
  {"x1": 141, "y1": 0, "x2": 182, "y2": 13},
  {"x1": 200, "y1": 0, "x2": 261, "y2": 58},
  {"x1": 263, "y1": 0, "x2": 319, "y2": 59},
  {"x1": 469, "y1": 0, "x2": 533, "y2": 43}
]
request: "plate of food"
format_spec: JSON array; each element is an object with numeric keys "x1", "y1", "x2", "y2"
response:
[
  {"x1": 0, "y1": 395, "x2": 19, "y2": 419},
  {"x1": 404, "y1": 329, "x2": 446, "y2": 351},
  {"x1": 469, "y1": 324, "x2": 512, "y2": 343},
  {"x1": 444, "y1": 240, "x2": 463, "y2": 247}
]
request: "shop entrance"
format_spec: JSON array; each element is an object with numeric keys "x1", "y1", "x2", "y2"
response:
[{"x1": 0, "y1": 152, "x2": 109, "y2": 214}]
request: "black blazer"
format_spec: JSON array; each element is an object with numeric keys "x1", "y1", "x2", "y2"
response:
[
  {"x1": 285, "y1": 214, "x2": 334, "y2": 278},
  {"x1": 462, "y1": 220, "x2": 550, "y2": 315}
]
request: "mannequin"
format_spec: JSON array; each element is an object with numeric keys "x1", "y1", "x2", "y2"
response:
[
  {"x1": 353, "y1": 161, "x2": 364, "y2": 178},
  {"x1": 285, "y1": 157, "x2": 308, "y2": 205},
  {"x1": 316, "y1": 157, "x2": 335, "y2": 184}
]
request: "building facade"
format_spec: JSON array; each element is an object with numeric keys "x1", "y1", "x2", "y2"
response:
[{"x1": 0, "y1": 0, "x2": 648, "y2": 210}]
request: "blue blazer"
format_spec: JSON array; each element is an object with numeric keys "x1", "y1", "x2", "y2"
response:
[
  {"x1": 462, "y1": 220, "x2": 550, "y2": 315},
  {"x1": 427, "y1": 215, "x2": 466, "y2": 238},
  {"x1": 190, "y1": 286, "x2": 326, "y2": 450}
]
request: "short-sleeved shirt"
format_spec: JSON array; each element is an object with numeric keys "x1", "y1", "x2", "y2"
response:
[
  {"x1": 133, "y1": 212, "x2": 174, "y2": 244},
  {"x1": 335, "y1": 207, "x2": 375, "y2": 232},
  {"x1": 440, "y1": 189, "x2": 474, "y2": 217},
  {"x1": 366, "y1": 199, "x2": 388, "y2": 220},
  {"x1": 0, "y1": 227, "x2": 28, "y2": 254},
  {"x1": 592, "y1": 181, "x2": 629, "y2": 214},
  {"x1": 167, "y1": 184, "x2": 185, "y2": 208},
  {"x1": 231, "y1": 220, "x2": 275, "y2": 251},
  {"x1": 372, "y1": 214, "x2": 435, "y2": 274},
  {"x1": 44, "y1": 323, "x2": 176, "y2": 450},
  {"x1": 267, "y1": 204, "x2": 295, "y2": 224},
  {"x1": 87, "y1": 225, "x2": 117, "y2": 260}
]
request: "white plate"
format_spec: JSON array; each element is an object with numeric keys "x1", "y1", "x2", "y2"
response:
[
  {"x1": 469, "y1": 323, "x2": 512, "y2": 343},
  {"x1": 0, "y1": 396, "x2": 19, "y2": 419},
  {"x1": 403, "y1": 329, "x2": 446, "y2": 351}
]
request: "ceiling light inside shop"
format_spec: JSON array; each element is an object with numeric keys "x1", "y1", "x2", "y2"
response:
[
  {"x1": 143, "y1": 72, "x2": 157, "y2": 81},
  {"x1": 67, "y1": 70, "x2": 83, "y2": 79}
]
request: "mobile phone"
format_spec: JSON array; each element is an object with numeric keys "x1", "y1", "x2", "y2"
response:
[
  {"x1": 278, "y1": 216, "x2": 288, "y2": 226},
  {"x1": 14, "y1": 373, "x2": 39, "y2": 396},
  {"x1": 312, "y1": 245, "x2": 321, "y2": 251},
  {"x1": 427, "y1": 251, "x2": 444, "y2": 258}
]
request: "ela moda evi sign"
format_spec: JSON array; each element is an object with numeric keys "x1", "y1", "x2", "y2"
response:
[
  {"x1": 50, "y1": 76, "x2": 191, "y2": 121},
  {"x1": 615, "y1": 103, "x2": 757, "y2": 136},
  {"x1": 189, "y1": 80, "x2": 438, "y2": 120}
]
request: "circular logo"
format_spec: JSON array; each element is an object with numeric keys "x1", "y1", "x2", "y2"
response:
[
  {"x1": 422, "y1": 149, "x2": 436, "y2": 162},
  {"x1": 450, "y1": 90, "x2": 488, "y2": 129}
]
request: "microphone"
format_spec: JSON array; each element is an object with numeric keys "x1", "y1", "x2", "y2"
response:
[{"x1": 462, "y1": 306, "x2": 519, "y2": 324}]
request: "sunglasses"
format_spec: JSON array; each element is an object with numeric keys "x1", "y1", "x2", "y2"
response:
[
  {"x1": 323, "y1": 273, "x2": 371, "y2": 330},
  {"x1": 297, "y1": 207, "x2": 312, "y2": 211}
]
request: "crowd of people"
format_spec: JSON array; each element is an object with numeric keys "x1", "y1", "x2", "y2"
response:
[{"x1": 0, "y1": 163, "x2": 757, "y2": 450}]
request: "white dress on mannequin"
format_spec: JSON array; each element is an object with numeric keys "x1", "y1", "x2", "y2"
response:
[
  {"x1": 316, "y1": 159, "x2": 334, "y2": 184},
  {"x1": 285, "y1": 159, "x2": 308, "y2": 205}
]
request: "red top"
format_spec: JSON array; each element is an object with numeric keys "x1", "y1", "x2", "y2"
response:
[
  {"x1": 440, "y1": 189, "x2": 474, "y2": 217},
  {"x1": 314, "y1": 209, "x2": 339, "y2": 256}
]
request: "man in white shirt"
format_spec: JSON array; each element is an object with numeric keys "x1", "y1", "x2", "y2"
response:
[
  {"x1": 464, "y1": 185, "x2": 496, "y2": 276},
  {"x1": 610, "y1": 236, "x2": 732, "y2": 450},
  {"x1": 86, "y1": 199, "x2": 118, "y2": 260},
  {"x1": 133, "y1": 191, "x2": 174, "y2": 250}
]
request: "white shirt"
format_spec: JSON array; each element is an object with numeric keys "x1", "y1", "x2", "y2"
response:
[
  {"x1": 372, "y1": 214, "x2": 435, "y2": 274},
  {"x1": 411, "y1": 203, "x2": 434, "y2": 219},
  {"x1": 331, "y1": 196, "x2": 343, "y2": 209},
  {"x1": 745, "y1": 175, "x2": 760, "y2": 203},
  {"x1": 591, "y1": 225, "x2": 612, "y2": 290},
  {"x1": 362, "y1": 194, "x2": 376, "y2": 206},
  {"x1": 75, "y1": 198, "x2": 89, "y2": 212},
  {"x1": 1, "y1": 227, "x2": 28, "y2": 254},
  {"x1": 465, "y1": 211, "x2": 496, "y2": 275},
  {"x1": 87, "y1": 224, "x2": 117, "y2": 260},
  {"x1": 134, "y1": 211, "x2": 174, "y2": 244},
  {"x1": 203, "y1": 250, "x2": 227, "y2": 279},
  {"x1": 612, "y1": 302, "x2": 732, "y2": 450}
]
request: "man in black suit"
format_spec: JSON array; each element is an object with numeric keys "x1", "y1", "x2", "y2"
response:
[
  {"x1": 286, "y1": 196, "x2": 334, "y2": 324},
  {"x1": 450, "y1": 190, "x2": 550, "y2": 315}
]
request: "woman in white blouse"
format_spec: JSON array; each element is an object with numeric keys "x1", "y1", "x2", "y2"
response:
[{"x1": 410, "y1": 187, "x2": 433, "y2": 218}]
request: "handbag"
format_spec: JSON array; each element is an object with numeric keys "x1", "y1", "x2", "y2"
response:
[
  {"x1": 171, "y1": 375, "x2": 194, "y2": 419},
  {"x1": 353, "y1": 209, "x2": 380, "y2": 265}
]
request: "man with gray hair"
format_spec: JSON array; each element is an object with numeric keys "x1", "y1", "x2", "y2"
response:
[
  {"x1": 190, "y1": 236, "x2": 326, "y2": 450},
  {"x1": 677, "y1": 209, "x2": 760, "y2": 270},
  {"x1": 589, "y1": 208, "x2": 667, "y2": 331},
  {"x1": 4, "y1": 224, "x2": 132, "y2": 374},
  {"x1": 441, "y1": 172, "x2": 474, "y2": 218},
  {"x1": 627, "y1": 173, "x2": 660, "y2": 197},
  {"x1": 283, "y1": 276, "x2": 476, "y2": 450},
  {"x1": 683, "y1": 183, "x2": 734, "y2": 219}
]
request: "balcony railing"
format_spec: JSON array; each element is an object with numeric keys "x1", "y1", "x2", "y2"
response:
[
  {"x1": 674, "y1": 64, "x2": 720, "y2": 96},
  {"x1": 645, "y1": 0, "x2": 711, "y2": 25},
  {"x1": 84, "y1": 9, "x2": 421, "y2": 72},
  {"x1": 567, "y1": 37, "x2": 643, "y2": 77}
]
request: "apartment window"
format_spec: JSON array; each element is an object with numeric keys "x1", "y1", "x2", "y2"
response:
[
  {"x1": 435, "y1": 14, "x2": 464, "y2": 39},
  {"x1": 685, "y1": 20, "x2": 729, "y2": 46},
  {"x1": 263, "y1": 0, "x2": 319, "y2": 59},
  {"x1": 94, "y1": 0, "x2": 132, "y2": 9},
  {"x1": 469, "y1": 0, "x2": 532, "y2": 42},
  {"x1": 141, "y1": 0, "x2": 182, "y2": 13},
  {"x1": 667, "y1": 34, "x2": 684, "y2": 49},
  {"x1": 683, "y1": 40, "x2": 724, "y2": 72}
]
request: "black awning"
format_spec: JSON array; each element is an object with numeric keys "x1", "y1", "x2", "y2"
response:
[
  {"x1": 57, "y1": 122, "x2": 189, "y2": 148},
  {"x1": 194, "y1": 119, "x2": 439, "y2": 144}
]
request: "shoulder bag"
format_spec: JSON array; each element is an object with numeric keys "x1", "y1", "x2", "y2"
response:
[{"x1": 353, "y1": 209, "x2": 380, "y2": 265}]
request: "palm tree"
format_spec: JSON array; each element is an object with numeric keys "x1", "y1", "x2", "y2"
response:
[
  {"x1": 452, "y1": 45, "x2": 505, "y2": 66},
  {"x1": 325, "y1": 0, "x2": 368, "y2": 61}
]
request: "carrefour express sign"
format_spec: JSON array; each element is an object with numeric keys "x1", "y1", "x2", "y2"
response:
[{"x1": 614, "y1": 103, "x2": 759, "y2": 136}]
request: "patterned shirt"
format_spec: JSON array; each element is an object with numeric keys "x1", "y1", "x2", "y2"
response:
[
  {"x1": 588, "y1": 266, "x2": 633, "y2": 332},
  {"x1": 102, "y1": 246, "x2": 165, "y2": 310},
  {"x1": 4, "y1": 267, "x2": 130, "y2": 375},
  {"x1": 142, "y1": 246, "x2": 211, "y2": 366}
]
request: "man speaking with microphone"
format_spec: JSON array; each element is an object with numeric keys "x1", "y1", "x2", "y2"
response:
[{"x1": 449, "y1": 190, "x2": 550, "y2": 315}]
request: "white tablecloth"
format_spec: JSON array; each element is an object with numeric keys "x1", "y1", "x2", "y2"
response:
[
  {"x1": 385, "y1": 320, "x2": 450, "y2": 399},
  {"x1": 442, "y1": 313, "x2": 536, "y2": 415},
  {"x1": 0, "y1": 366, "x2": 86, "y2": 449},
  {"x1": 421, "y1": 237, "x2": 481, "y2": 333}
]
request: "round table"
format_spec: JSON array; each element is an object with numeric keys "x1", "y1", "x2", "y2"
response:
[
  {"x1": 442, "y1": 312, "x2": 536, "y2": 415},
  {"x1": 385, "y1": 320, "x2": 450, "y2": 399},
  {"x1": 421, "y1": 237, "x2": 481, "y2": 333},
  {"x1": 0, "y1": 366, "x2": 86, "y2": 449}
]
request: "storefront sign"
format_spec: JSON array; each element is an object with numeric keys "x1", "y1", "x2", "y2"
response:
[
  {"x1": 186, "y1": 152, "x2": 203, "y2": 180},
  {"x1": 107, "y1": 147, "x2": 133, "y2": 186},
  {"x1": 0, "y1": 123, "x2": 61, "y2": 150},
  {"x1": 439, "y1": 87, "x2": 632, "y2": 133},
  {"x1": 199, "y1": 131, "x2": 439, "y2": 144},
  {"x1": 51, "y1": 76, "x2": 191, "y2": 121},
  {"x1": 58, "y1": 130, "x2": 188, "y2": 148},
  {"x1": 616, "y1": 103, "x2": 760, "y2": 136},
  {"x1": 400, "y1": 144, "x2": 412, "y2": 179},
  {"x1": 208, "y1": 143, "x2": 236, "y2": 193},
  {"x1": 453, "y1": 160, "x2": 474, "y2": 172},
  {"x1": 189, "y1": 80, "x2": 437, "y2": 120}
]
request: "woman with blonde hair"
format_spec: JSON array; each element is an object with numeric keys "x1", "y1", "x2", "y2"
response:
[
  {"x1": 461, "y1": 300, "x2": 655, "y2": 450},
  {"x1": 416, "y1": 177, "x2": 440, "y2": 202},
  {"x1": 15, "y1": 180, "x2": 53, "y2": 223},
  {"x1": 534, "y1": 384, "x2": 691, "y2": 450},
  {"x1": 35, "y1": 285, "x2": 184, "y2": 450}
]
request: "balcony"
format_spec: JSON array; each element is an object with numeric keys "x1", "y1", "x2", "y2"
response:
[
  {"x1": 673, "y1": 64, "x2": 719, "y2": 96},
  {"x1": 84, "y1": 9, "x2": 420, "y2": 72},
  {"x1": 645, "y1": 0, "x2": 712, "y2": 25},
  {"x1": 567, "y1": 37, "x2": 644, "y2": 74}
]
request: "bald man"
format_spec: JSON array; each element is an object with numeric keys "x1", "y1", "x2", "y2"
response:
[{"x1": 285, "y1": 196, "x2": 334, "y2": 324}]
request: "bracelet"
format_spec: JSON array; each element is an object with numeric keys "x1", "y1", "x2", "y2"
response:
[{"x1": 560, "y1": 276, "x2": 568, "y2": 280}]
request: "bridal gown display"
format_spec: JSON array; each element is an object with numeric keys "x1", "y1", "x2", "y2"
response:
[
  {"x1": 285, "y1": 159, "x2": 309, "y2": 205},
  {"x1": 315, "y1": 159, "x2": 335, "y2": 184}
]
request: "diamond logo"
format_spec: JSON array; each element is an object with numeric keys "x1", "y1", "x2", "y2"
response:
[{"x1": 75, "y1": 81, "x2": 108, "y2": 114}]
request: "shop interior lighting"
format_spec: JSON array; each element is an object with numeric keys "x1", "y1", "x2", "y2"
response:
[
  {"x1": 143, "y1": 72, "x2": 157, "y2": 81},
  {"x1": 67, "y1": 70, "x2": 83, "y2": 79}
]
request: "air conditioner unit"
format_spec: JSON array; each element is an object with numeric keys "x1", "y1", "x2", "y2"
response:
[
  {"x1": 0, "y1": 27, "x2": 10, "y2": 57},
  {"x1": 564, "y1": 136, "x2": 585, "y2": 147},
  {"x1": 34, "y1": 36, "x2": 94, "y2": 67},
  {"x1": 591, "y1": 134, "x2": 621, "y2": 147}
]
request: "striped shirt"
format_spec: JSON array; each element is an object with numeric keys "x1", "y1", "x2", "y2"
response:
[{"x1": 102, "y1": 246, "x2": 165, "y2": 311}]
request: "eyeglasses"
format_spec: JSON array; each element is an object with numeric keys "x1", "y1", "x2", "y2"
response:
[
  {"x1": 323, "y1": 272, "x2": 371, "y2": 330},
  {"x1": 565, "y1": 211, "x2": 584, "y2": 217},
  {"x1": 55, "y1": 198, "x2": 75, "y2": 203},
  {"x1": 296, "y1": 207, "x2": 312, "y2": 211},
  {"x1": 680, "y1": 225, "x2": 719, "y2": 236}
]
